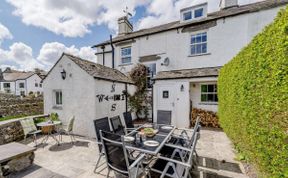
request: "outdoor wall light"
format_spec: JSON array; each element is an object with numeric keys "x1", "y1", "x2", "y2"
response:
[
  {"x1": 180, "y1": 84, "x2": 184, "y2": 92},
  {"x1": 61, "y1": 69, "x2": 66, "y2": 80}
]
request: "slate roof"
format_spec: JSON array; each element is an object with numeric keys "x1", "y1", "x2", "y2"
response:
[
  {"x1": 64, "y1": 53, "x2": 133, "y2": 84},
  {"x1": 1, "y1": 72, "x2": 35, "y2": 82},
  {"x1": 94, "y1": 0, "x2": 288, "y2": 47},
  {"x1": 153, "y1": 66, "x2": 222, "y2": 80}
]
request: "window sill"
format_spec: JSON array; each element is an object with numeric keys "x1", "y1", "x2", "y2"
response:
[
  {"x1": 52, "y1": 106, "x2": 63, "y2": 110},
  {"x1": 188, "y1": 53, "x2": 211, "y2": 58},
  {"x1": 118, "y1": 63, "x2": 133, "y2": 66},
  {"x1": 199, "y1": 102, "x2": 218, "y2": 105}
]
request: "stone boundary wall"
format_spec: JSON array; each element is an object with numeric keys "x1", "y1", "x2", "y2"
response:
[
  {"x1": 0, "y1": 120, "x2": 24, "y2": 145},
  {"x1": 0, "y1": 93, "x2": 43, "y2": 117}
]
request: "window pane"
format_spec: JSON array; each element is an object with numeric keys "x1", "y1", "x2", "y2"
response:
[
  {"x1": 191, "y1": 36, "x2": 196, "y2": 44},
  {"x1": 194, "y1": 8, "x2": 203, "y2": 18},
  {"x1": 122, "y1": 57, "x2": 131, "y2": 64},
  {"x1": 191, "y1": 45, "x2": 196, "y2": 55},
  {"x1": 201, "y1": 94, "x2": 207, "y2": 102},
  {"x1": 202, "y1": 33, "x2": 207, "y2": 42},
  {"x1": 215, "y1": 94, "x2": 218, "y2": 102},
  {"x1": 196, "y1": 34, "x2": 202, "y2": 43},
  {"x1": 163, "y1": 91, "x2": 169, "y2": 98},
  {"x1": 202, "y1": 43, "x2": 207, "y2": 53},
  {"x1": 183, "y1": 11, "x2": 192, "y2": 20},
  {"x1": 196, "y1": 44, "x2": 202, "y2": 54},
  {"x1": 208, "y1": 85, "x2": 214, "y2": 92},
  {"x1": 59, "y1": 92, "x2": 62, "y2": 104},
  {"x1": 201, "y1": 85, "x2": 207, "y2": 92},
  {"x1": 207, "y1": 94, "x2": 214, "y2": 101}
]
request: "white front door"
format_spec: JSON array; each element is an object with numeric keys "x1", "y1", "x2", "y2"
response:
[{"x1": 156, "y1": 85, "x2": 176, "y2": 125}]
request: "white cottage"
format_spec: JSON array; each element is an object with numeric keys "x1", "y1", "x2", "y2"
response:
[
  {"x1": 93, "y1": 0, "x2": 288, "y2": 128},
  {"x1": 0, "y1": 68, "x2": 43, "y2": 96},
  {"x1": 43, "y1": 53, "x2": 134, "y2": 137}
]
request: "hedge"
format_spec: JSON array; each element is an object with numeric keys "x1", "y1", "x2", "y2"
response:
[{"x1": 218, "y1": 6, "x2": 288, "y2": 178}]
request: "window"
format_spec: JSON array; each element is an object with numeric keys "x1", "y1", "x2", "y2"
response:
[
  {"x1": 191, "y1": 32, "x2": 207, "y2": 55},
  {"x1": 19, "y1": 83, "x2": 24, "y2": 88},
  {"x1": 146, "y1": 63, "x2": 156, "y2": 88},
  {"x1": 163, "y1": 91, "x2": 169, "y2": 98},
  {"x1": 20, "y1": 91, "x2": 25, "y2": 96},
  {"x1": 39, "y1": 83, "x2": 42, "y2": 88},
  {"x1": 183, "y1": 11, "x2": 192, "y2": 21},
  {"x1": 54, "y1": 90, "x2": 63, "y2": 106},
  {"x1": 194, "y1": 8, "x2": 204, "y2": 18},
  {"x1": 121, "y1": 47, "x2": 131, "y2": 64},
  {"x1": 3, "y1": 83, "x2": 10, "y2": 88},
  {"x1": 201, "y1": 84, "x2": 218, "y2": 102},
  {"x1": 35, "y1": 83, "x2": 38, "y2": 87}
]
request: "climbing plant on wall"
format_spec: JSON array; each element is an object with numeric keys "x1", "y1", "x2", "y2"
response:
[
  {"x1": 128, "y1": 64, "x2": 150, "y2": 119},
  {"x1": 218, "y1": 6, "x2": 288, "y2": 178}
]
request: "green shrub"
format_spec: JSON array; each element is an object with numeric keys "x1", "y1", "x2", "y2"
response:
[{"x1": 218, "y1": 6, "x2": 288, "y2": 178}]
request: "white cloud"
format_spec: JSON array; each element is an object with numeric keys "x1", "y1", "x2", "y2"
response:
[
  {"x1": 6, "y1": 0, "x2": 150, "y2": 37},
  {"x1": 0, "y1": 42, "x2": 96, "y2": 71},
  {"x1": 137, "y1": 0, "x2": 264, "y2": 29},
  {"x1": 37, "y1": 42, "x2": 96, "y2": 68},
  {"x1": 0, "y1": 23, "x2": 13, "y2": 45}
]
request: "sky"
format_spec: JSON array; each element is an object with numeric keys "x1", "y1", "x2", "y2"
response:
[{"x1": 0, "y1": 0, "x2": 262, "y2": 71}]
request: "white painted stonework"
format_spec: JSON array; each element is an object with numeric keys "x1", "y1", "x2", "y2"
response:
[
  {"x1": 96, "y1": 3, "x2": 285, "y2": 128},
  {"x1": 43, "y1": 55, "x2": 134, "y2": 137}
]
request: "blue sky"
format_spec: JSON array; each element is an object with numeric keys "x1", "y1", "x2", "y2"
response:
[{"x1": 0, "y1": 0, "x2": 261, "y2": 71}]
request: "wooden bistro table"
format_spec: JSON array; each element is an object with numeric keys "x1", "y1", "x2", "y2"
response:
[
  {"x1": 36, "y1": 121, "x2": 62, "y2": 145},
  {"x1": 124, "y1": 124, "x2": 176, "y2": 156}
]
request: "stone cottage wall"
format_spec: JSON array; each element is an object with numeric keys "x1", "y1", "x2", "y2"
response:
[
  {"x1": 0, "y1": 93, "x2": 43, "y2": 117},
  {"x1": 0, "y1": 120, "x2": 24, "y2": 145}
]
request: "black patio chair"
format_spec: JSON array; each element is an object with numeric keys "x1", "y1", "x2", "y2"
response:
[
  {"x1": 93, "y1": 117, "x2": 111, "y2": 173},
  {"x1": 157, "y1": 110, "x2": 172, "y2": 125},
  {"x1": 160, "y1": 117, "x2": 201, "y2": 159},
  {"x1": 151, "y1": 132, "x2": 199, "y2": 178},
  {"x1": 110, "y1": 115, "x2": 125, "y2": 135},
  {"x1": 100, "y1": 131, "x2": 149, "y2": 178},
  {"x1": 123, "y1": 112, "x2": 135, "y2": 128}
]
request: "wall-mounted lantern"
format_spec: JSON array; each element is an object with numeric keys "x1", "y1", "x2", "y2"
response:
[
  {"x1": 180, "y1": 84, "x2": 184, "y2": 92},
  {"x1": 61, "y1": 69, "x2": 66, "y2": 80}
]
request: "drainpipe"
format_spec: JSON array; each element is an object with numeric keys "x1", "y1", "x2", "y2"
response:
[
  {"x1": 101, "y1": 45, "x2": 105, "y2": 66},
  {"x1": 110, "y1": 35, "x2": 115, "y2": 69},
  {"x1": 125, "y1": 83, "x2": 128, "y2": 113}
]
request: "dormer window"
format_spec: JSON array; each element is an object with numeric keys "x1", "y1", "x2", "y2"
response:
[{"x1": 180, "y1": 3, "x2": 207, "y2": 22}]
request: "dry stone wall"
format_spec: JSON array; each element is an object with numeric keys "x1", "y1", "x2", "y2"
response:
[
  {"x1": 0, "y1": 93, "x2": 43, "y2": 117},
  {"x1": 0, "y1": 120, "x2": 24, "y2": 145}
]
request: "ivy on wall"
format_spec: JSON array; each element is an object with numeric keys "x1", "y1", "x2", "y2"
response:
[
  {"x1": 218, "y1": 6, "x2": 288, "y2": 178},
  {"x1": 128, "y1": 64, "x2": 150, "y2": 119}
]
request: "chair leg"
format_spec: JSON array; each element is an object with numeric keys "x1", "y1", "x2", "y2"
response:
[
  {"x1": 34, "y1": 134, "x2": 38, "y2": 147},
  {"x1": 106, "y1": 168, "x2": 110, "y2": 178},
  {"x1": 94, "y1": 154, "x2": 103, "y2": 173}
]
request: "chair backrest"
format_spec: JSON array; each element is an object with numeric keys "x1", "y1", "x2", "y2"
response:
[
  {"x1": 110, "y1": 116, "x2": 125, "y2": 135},
  {"x1": 20, "y1": 118, "x2": 37, "y2": 135},
  {"x1": 93, "y1": 117, "x2": 110, "y2": 142},
  {"x1": 100, "y1": 131, "x2": 129, "y2": 176},
  {"x1": 157, "y1": 110, "x2": 172, "y2": 125},
  {"x1": 67, "y1": 116, "x2": 75, "y2": 132},
  {"x1": 123, "y1": 112, "x2": 134, "y2": 128}
]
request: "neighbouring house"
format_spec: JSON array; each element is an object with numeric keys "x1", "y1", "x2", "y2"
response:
[
  {"x1": 93, "y1": 0, "x2": 288, "y2": 128},
  {"x1": 0, "y1": 68, "x2": 43, "y2": 96},
  {"x1": 43, "y1": 53, "x2": 134, "y2": 137}
]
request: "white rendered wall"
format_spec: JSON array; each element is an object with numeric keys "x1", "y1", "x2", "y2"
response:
[
  {"x1": 26, "y1": 74, "x2": 43, "y2": 95},
  {"x1": 44, "y1": 56, "x2": 96, "y2": 137}
]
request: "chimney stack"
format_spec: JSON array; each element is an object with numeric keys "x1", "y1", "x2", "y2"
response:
[
  {"x1": 118, "y1": 16, "x2": 133, "y2": 36},
  {"x1": 220, "y1": 0, "x2": 238, "y2": 9}
]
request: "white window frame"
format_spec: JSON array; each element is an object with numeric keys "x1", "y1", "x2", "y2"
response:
[
  {"x1": 194, "y1": 8, "x2": 204, "y2": 18},
  {"x1": 190, "y1": 32, "x2": 207, "y2": 56},
  {"x1": 200, "y1": 84, "x2": 218, "y2": 103},
  {"x1": 120, "y1": 47, "x2": 132, "y2": 64},
  {"x1": 183, "y1": 10, "x2": 192, "y2": 21},
  {"x1": 19, "y1": 82, "x2": 25, "y2": 88},
  {"x1": 3, "y1": 83, "x2": 10, "y2": 88},
  {"x1": 53, "y1": 90, "x2": 63, "y2": 106}
]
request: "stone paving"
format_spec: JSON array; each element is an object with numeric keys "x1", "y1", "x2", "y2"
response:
[{"x1": 9, "y1": 128, "x2": 249, "y2": 178}]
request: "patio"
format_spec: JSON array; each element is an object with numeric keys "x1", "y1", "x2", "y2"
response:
[{"x1": 9, "y1": 128, "x2": 248, "y2": 178}]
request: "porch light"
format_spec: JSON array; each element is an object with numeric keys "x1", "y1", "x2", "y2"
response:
[
  {"x1": 180, "y1": 84, "x2": 184, "y2": 92},
  {"x1": 61, "y1": 69, "x2": 66, "y2": 80}
]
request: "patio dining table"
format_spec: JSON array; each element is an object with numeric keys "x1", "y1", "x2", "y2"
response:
[
  {"x1": 36, "y1": 121, "x2": 62, "y2": 145},
  {"x1": 124, "y1": 124, "x2": 176, "y2": 155}
]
